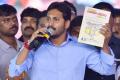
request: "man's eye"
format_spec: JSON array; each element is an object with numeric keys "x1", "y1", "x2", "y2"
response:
[
  {"x1": 54, "y1": 18, "x2": 59, "y2": 21},
  {"x1": 31, "y1": 20, "x2": 37, "y2": 23},
  {"x1": 22, "y1": 20, "x2": 26, "y2": 23},
  {"x1": 39, "y1": 24, "x2": 45, "y2": 28},
  {"x1": 46, "y1": 17, "x2": 50, "y2": 21},
  {"x1": 13, "y1": 17, "x2": 17, "y2": 21},
  {"x1": 3, "y1": 19, "x2": 10, "y2": 22}
]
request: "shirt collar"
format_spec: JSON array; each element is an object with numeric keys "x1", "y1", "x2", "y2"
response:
[
  {"x1": 46, "y1": 34, "x2": 74, "y2": 47},
  {"x1": 0, "y1": 38, "x2": 22, "y2": 51},
  {"x1": 18, "y1": 36, "x2": 24, "y2": 42},
  {"x1": 0, "y1": 39, "x2": 10, "y2": 50},
  {"x1": 16, "y1": 39, "x2": 23, "y2": 51}
]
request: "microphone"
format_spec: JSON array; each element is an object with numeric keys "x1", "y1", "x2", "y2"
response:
[{"x1": 29, "y1": 27, "x2": 54, "y2": 50}]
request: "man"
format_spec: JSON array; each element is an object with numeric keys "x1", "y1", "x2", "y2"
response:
[
  {"x1": 9, "y1": 2, "x2": 115, "y2": 80},
  {"x1": 63, "y1": 1, "x2": 77, "y2": 20},
  {"x1": 38, "y1": 10, "x2": 49, "y2": 28},
  {"x1": 84, "y1": 2, "x2": 115, "y2": 80},
  {"x1": 0, "y1": 4, "x2": 22, "y2": 80},
  {"x1": 109, "y1": 9, "x2": 120, "y2": 67},
  {"x1": 19, "y1": 7, "x2": 41, "y2": 42},
  {"x1": 69, "y1": 15, "x2": 83, "y2": 38},
  {"x1": 18, "y1": 7, "x2": 41, "y2": 80}
]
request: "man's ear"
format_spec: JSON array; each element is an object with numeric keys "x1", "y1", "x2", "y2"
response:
[{"x1": 65, "y1": 20, "x2": 70, "y2": 30}]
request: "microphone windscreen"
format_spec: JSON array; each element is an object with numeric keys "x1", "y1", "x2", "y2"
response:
[{"x1": 46, "y1": 27, "x2": 55, "y2": 36}]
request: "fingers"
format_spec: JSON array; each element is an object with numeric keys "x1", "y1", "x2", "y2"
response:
[
  {"x1": 100, "y1": 24, "x2": 111, "y2": 45},
  {"x1": 100, "y1": 23, "x2": 112, "y2": 38},
  {"x1": 99, "y1": 23, "x2": 112, "y2": 47},
  {"x1": 29, "y1": 27, "x2": 47, "y2": 43}
]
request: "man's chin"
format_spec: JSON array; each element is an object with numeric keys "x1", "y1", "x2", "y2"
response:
[
  {"x1": 24, "y1": 34, "x2": 32, "y2": 38},
  {"x1": 50, "y1": 35, "x2": 59, "y2": 39},
  {"x1": 6, "y1": 33, "x2": 16, "y2": 37}
]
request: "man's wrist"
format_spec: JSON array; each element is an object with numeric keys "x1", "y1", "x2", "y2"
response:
[{"x1": 24, "y1": 40, "x2": 30, "y2": 50}]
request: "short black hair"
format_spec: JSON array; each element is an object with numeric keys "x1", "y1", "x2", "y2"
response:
[
  {"x1": 40, "y1": 10, "x2": 47, "y2": 18},
  {"x1": 93, "y1": 2, "x2": 114, "y2": 16},
  {"x1": 113, "y1": 8, "x2": 120, "y2": 17},
  {"x1": 69, "y1": 16, "x2": 83, "y2": 32},
  {"x1": 0, "y1": 4, "x2": 17, "y2": 16},
  {"x1": 20, "y1": 7, "x2": 41, "y2": 21},
  {"x1": 47, "y1": 2, "x2": 71, "y2": 21},
  {"x1": 63, "y1": 1, "x2": 77, "y2": 16}
]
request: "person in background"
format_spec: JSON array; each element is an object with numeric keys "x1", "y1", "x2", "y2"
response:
[
  {"x1": 9, "y1": 2, "x2": 115, "y2": 80},
  {"x1": 38, "y1": 10, "x2": 49, "y2": 28},
  {"x1": 19, "y1": 7, "x2": 41, "y2": 42},
  {"x1": 63, "y1": 1, "x2": 77, "y2": 20},
  {"x1": 109, "y1": 9, "x2": 120, "y2": 68},
  {"x1": 0, "y1": 4, "x2": 23, "y2": 80},
  {"x1": 18, "y1": 7, "x2": 41, "y2": 80},
  {"x1": 84, "y1": 2, "x2": 115, "y2": 80},
  {"x1": 69, "y1": 15, "x2": 83, "y2": 38}
]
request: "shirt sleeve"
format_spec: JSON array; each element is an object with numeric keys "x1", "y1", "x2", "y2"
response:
[
  {"x1": 115, "y1": 66, "x2": 120, "y2": 80},
  {"x1": 86, "y1": 47, "x2": 116, "y2": 75},
  {"x1": 100, "y1": 48, "x2": 115, "y2": 65},
  {"x1": 8, "y1": 47, "x2": 34, "y2": 77}
]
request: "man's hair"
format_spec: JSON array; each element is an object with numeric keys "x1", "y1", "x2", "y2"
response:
[
  {"x1": 40, "y1": 10, "x2": 47, "y2": 18},
  {"x1": 0, "y1": 4, "x2": 17, "y2": 16},
  {"x1": 93, "y1": 2, "x2": 114, "y2": 16},
  {"x1": 47, "y1": 2, "x2": 71, "y2": 21},
  {"x1": 69, "y1": 16, "x2": 83, "y2": 32},
  {"x1": 113, "y1": 9, "x2": 120, "y2": 17},
  {"x1": 63, "y1": 1, "x2": 77, "y2": 16},
  {"x1": 20, "y1": 7, "x2": 41, "y2": 21}
]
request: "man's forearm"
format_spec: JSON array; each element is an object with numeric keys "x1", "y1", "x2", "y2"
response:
[
  {"x1": 102, "y1": 45, "x2": 110, "y2": 54},
  {"x1": 16, "y1": 47, "x2": 29, "y2": 65},
  {"x1": 102, "y1": 39, "x2": 111, "y2": 55}
]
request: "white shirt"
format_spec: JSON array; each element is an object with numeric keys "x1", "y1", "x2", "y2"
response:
[{"x1": 0, "y1": 38, "x2": 22, "y2": 80}]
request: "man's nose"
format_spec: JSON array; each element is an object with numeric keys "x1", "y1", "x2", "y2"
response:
[
  {"x1": 26, "y1": 22, "x2": 32, "y2": 26},
  {"x1": 10, "y1": 20, "x2": 17, "y2": 26},
  {"x1": 48, "y1": 19, "x2": 54, "y2": 26}
]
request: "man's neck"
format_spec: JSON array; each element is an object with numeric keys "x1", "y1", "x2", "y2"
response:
[
  {"x1": 0, "y1": 35, "x2": 17, "y2": 49},
  {"x1": 22, "y1": 36, "x2": 30, "y2": 42},
  {"x1": 114, "y1": 33, "x2": 120, "y2": 39},
  {"x1": 50, "y1": 32, "x2": 67, "y2": 46}
]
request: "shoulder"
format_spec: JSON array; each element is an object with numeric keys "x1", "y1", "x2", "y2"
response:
[
  {"x1": 70, "y1": 38, "x2": 99, "y2": 53},
  {"x1": 70, "y1": 36, "x2": 98, "y2": 51}
]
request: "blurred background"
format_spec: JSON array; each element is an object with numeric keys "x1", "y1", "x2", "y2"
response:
[
  {"x1": 0, "y1": 0, "x2": 119, "y2": 37},
  {"x1": 0, "y1": 0, "x2": 120, "y2": 14}
]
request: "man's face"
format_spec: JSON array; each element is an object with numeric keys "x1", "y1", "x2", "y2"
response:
[
  {"x1": 47, "y1": 9, "x2": 69, "y2": 39},
  {"x1": 0, "y1": 14, "x2": 18, "y2": 37},
  {"x1": 114, "y1": 16, "x2": 120, "y2": 33},
  {"x1": 38, "y1": 16, "x2": 49, "y2": 28},
  {"x1": 21, "y1": 16, "x2": 37, "y2": 37},
  {"x1": 71, "y1": 26, "x2": 80, "y2": 38}
]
